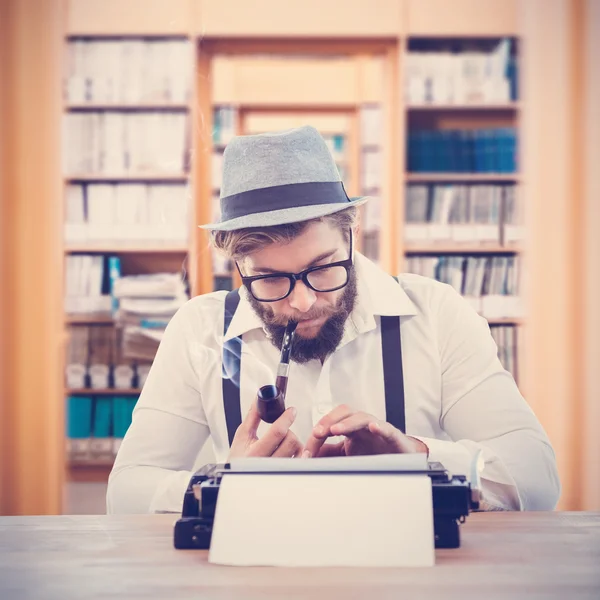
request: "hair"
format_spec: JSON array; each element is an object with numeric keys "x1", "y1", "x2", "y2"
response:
[{"x1": 211, "y1": 206, "x2": 359, "y2": 261}]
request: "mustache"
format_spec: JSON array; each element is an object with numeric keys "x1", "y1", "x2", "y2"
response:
[{"x1": 261, "y1": 307, "x2": 338, "y2": 327}]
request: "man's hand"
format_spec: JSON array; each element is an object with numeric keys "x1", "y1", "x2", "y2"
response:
[
  {"x1": 227, "y1": 400, "x2": 303, "y2": 460},
  {"x1": 304, "y1": 404, "x2": 428, "y2": 458}
]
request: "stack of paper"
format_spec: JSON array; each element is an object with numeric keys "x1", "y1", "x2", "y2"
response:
[
  {"x1": 64, "y1": 255, "x2": 112, "y2": 315},
  {"x1": 113, "y1": 273, "x2": 188, "y2": 360}
]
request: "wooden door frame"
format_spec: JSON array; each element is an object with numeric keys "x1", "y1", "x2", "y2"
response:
[
  {"x1": 0, "y1": 0, "x2": 65, "y2": 515},
  {"x1": 193, "y1": 38, "x2": 402, "y2": 296}
]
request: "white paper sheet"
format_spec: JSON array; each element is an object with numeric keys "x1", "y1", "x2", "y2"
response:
[{"x1": 208, "y1": 472, "x2": 435, "y2": 567}]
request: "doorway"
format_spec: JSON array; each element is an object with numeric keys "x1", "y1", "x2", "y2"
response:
[{"x1": 192, "y1": 39, "x2": 402, "y2": 295}]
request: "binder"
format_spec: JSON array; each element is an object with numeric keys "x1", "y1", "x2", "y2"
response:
[
  {"x1": 66, "y1": 396, "x2": 93, "y2": 461},
  {"x1": 112, "y1": 396, "x2": 138, "y2": 454},
  {"x1": 65, "y1": 326, "x2": 89, "y2": 389},
  {"x1": 88, "y1": 327, "x2": 111, "y2": 388},
  {"x1": 90, "y1": 396, "x2": 113, "y2": 460}
]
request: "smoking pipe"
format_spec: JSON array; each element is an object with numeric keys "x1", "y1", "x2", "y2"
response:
[{"x1": 257, "y1": 320, "x2": 298, "y2": 423}]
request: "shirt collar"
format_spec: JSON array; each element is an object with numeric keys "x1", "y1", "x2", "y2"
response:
[
  {"x1": 223, "y1": 285, "x2": 265, "y2": 342},
  {"x1": 354, "y1": 253, "x2": 418, "y2": 318},
  {"x1": 223, "y1": 252, "x2": 418, "y2": 342}
]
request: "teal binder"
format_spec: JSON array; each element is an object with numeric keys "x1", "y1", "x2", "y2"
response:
[
  {"x1": 112, "y1": 396, "x2": 139, "y2": 453},
  {"x1": 66, "y1": 395, "x2": 93, "y2": 460},
  {"x1": 66, "y1": 395, "x2": 92, "y2": 439},
  {"x1": 90, "y1": 396, "x2": 113, "y2": 459}
]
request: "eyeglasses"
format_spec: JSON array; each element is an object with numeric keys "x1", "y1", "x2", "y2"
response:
[{"x1": 237, "y1": 230, "x2": 354, "y2": 303}]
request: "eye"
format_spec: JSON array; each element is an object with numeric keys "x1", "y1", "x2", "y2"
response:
[{"x1": 262, "y1": 277, "x2": 288, "y2": 286}]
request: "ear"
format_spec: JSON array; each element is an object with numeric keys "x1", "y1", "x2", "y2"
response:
[{"x1": 353, "y1": 211, "x2": 362, "y2": 244}]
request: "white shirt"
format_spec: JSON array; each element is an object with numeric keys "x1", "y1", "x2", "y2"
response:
[{"x1": 106, "y1": 253, "x2": 560, "y2": 514}]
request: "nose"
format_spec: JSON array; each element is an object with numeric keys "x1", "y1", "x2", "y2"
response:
[{"x1": 287, "y1": 280, "x2": 317, "y2": 314}]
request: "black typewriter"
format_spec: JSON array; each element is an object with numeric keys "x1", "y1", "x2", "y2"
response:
[{"x1": 173, "y1": 458, "x2": 482, "y2": 550}]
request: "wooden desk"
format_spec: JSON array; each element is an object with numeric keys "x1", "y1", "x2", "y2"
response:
[{"x1": 0, "y1": 512, "x2": 598, "y2": 599}]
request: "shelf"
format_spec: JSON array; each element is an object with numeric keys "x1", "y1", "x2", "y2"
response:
[
  {"x1": 66, "y1": 103, "x2": 189, "y2": 111},
  {"x1": 66, "y1": 315, "x2": 114, "y2": 325},
  {"x1": 361, "y1": 187, "x2": 381, "y2": 196},
  {"x1": 65, "y1": 174, "x2": 189, "y2": 183},
  {"x1": 407, "y1": 103, "x2": 519, "y2": 111},
  {"x1": 65, "y1": 243, "x2": 188, "y2": 253},
  {"x1": 68, "y1": 459, "x2": 114, "y2": 468},
  {"x1": 487, "y1": 318, "x2": 524, "y2": 326},
  {"x1": 406, "y1": 173, "x2": 520, "y2": 183},
  {"x1": 404, "y1": 244, "x2": 522, "y2": 254},
  {"x1": 67, "y1": 389, "x2": 141, "y2": 395}
]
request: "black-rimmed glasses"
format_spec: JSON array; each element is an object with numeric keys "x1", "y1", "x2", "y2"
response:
[{"x1": 236, "y1": 230, "x2": 354, "y2": 302}]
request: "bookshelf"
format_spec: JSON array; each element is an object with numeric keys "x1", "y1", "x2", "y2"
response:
[
  {"x1": 0, "y1": 0, "x2": 574, "y2": 514},
  {"x1": 66, "y1": 104, "x2": 189, "y2": 110},
  {"x1": 488, "y1": 318, "x2": 524, "y2": 326},
  {"x1": 57, "y1": 14, "x2": 523, "y2": 487},
  {"x1": 405, "y1": 245, "x2": 521, "y2": 254},
  {"x1": 406, "y1": 174, "x2": 519, "y2": 183},
  {"x1": 400, "y1": 35, "x2": 522, "y2": 381},
  {"x1": 408, "y1": 103, "x2": 520, "y2": 111},
  {"x1": 68, "y1": 389, "x2": 142, "y2": 395},
  {"x1": 61, "y1": 34, "x2": 196, "y2": 484},
  {"x1": 66, "y1": 316, "x2": 114, "y2": 325},
  {"x1": 65, "y1": 175, "x2": 189, "y2": 183},
  {"x1": 0, "y1": 0, "x2": 593, "y2": 518},
  {"x1": 69, "y1": 459, "x2": 115, "y2": 468},
  {"x1": 65, "y1": 244, "x2": 189, "y2": 253}
]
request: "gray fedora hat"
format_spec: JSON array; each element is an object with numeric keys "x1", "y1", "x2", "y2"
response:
[{"x1": 200, "y1": 125, "x2": 370, "y2": 231}]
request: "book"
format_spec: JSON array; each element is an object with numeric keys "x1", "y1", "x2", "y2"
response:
[
  {"x1": 405, "y1": 253, "x2": 523, "y2": 319},
  {"x1": 407, "y1": 128, "x2": 517, "y2": 173},
  {"x1": 405, "y1": 184, "x2": 515, "y2": 246},
  {"x1": 65, "y1": 39, "x2": 192, "y2": 105},
  {"x1": 405, "y1": 38, "x2": 516, "y2": 105},
  {"x1": 66, "y1": 396, "x2": 93, "y2": 460},
  {"x1": 63, "y1": 112, "x2": 189, "y2": 176}
]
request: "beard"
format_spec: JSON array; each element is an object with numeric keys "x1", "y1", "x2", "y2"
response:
[{"x1": 247, "y1": 266, "x2": 358, "y2": 364}]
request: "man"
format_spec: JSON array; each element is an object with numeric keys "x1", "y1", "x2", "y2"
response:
[{"x1": 106, "y1": 126, "x2": 560, "y2": 514}]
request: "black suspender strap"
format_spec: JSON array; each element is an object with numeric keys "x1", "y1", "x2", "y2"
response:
[
  {"x1": 380, "y1": 315, "x2": 406, "y2": 433},
  {"x1": 222, "y1": 289, "x2": 242, "y2": 446}
]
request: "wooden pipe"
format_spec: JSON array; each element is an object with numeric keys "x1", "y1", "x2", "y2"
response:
[{"x1": 257, "y1": 320, "x2": 297, "y2": 423}]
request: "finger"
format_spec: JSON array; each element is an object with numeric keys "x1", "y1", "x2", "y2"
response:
[
  {"x1": 240, "y1": 400, "x2": 262, "y2": 440},
  {"x1": 311, "y1": 404, "x2": 354, "y2": 438},
  {"x1": 329, "y1": 412, "x2": 374, "y2": 436},
  {"x1": 368, "y1": 421, "x2": 412, "y2": 452},
  {"x1": 248, "y1": 407, "x2": 297, "y2": 457},
  {"x1": 305, "y1": 405, "x2": 354, "y2": 458},
  {"x1": 303, "y1": 433, "x2": 328, "y2": 460},
  {"x1": 271, "y1": 431, "x2": 303, "y2": 458},
  {"x1": 316, "y1": 441, "x2": 345, "y2": 458}
]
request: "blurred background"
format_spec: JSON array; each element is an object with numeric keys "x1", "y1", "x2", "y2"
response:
[{"x1": 0, "y1": 0, "x2": 598, "y2": 515}]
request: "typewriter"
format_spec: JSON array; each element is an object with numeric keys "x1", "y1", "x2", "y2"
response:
[{"x1": 173, "y1": 457, "x2": 482, "y2": 550}]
